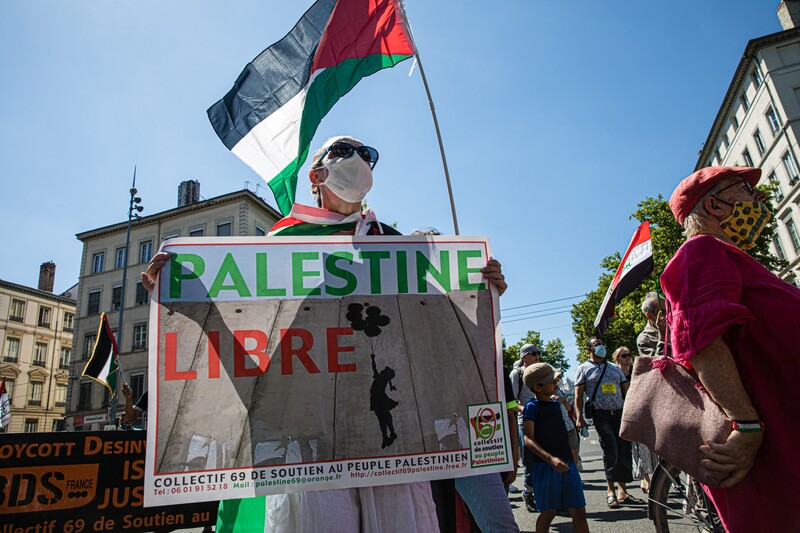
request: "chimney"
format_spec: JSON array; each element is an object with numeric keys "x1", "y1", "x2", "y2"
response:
[
  {"x1": 178, "y1": 180, "x2": 201, "y2": 207},
  {"x1": 778, "y1": 1, "x2": 800, "y2": 30},
  {"x1": 38, "y1": 261, "x2": 55, "y2": 292}
]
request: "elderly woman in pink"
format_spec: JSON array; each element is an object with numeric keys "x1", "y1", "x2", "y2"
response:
[{"x1": 662, "y1": 166, "x2": 800, "y2": 532}]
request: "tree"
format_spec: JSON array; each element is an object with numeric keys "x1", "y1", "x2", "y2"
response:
[
  {"x1": 571, "y1": 191, "x2": 786, "y2": 363},
  {"x1": 502, "y1": 330, "x2": 569, "y2": 372}
]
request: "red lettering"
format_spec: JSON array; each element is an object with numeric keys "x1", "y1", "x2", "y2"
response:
[
  {"x1": 164, "y1": 332, "x2": 197, "y2": 380},
  {"x1": 208, "y1": 331, "x2": 221, "y2": 379},
  {"x1": 280, "y1": 328, "x2": 320, "y2": 375},
  {"x1": 327, "y1": 327, "x2": 356, "y2": 373},
  {"x1": 234, "y1": 330, "x2": 270, "y2": 377}
]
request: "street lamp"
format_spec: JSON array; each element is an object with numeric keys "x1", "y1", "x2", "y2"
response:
[{"x1": 109, "y1": 167, "x2": 143, "y2": 426}]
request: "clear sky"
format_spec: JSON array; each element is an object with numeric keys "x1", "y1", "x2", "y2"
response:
[{"x1": 0, "y1": 1, "x2": 782, "y2": 363}]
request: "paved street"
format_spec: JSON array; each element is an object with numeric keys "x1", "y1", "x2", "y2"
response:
[{"x1": 510, "y1": 427, "x2": 655, "y2": 533}]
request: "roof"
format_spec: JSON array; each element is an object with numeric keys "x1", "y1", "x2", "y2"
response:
[
  {"x1": 0, "y1": 279, "x2": 77, "y2": 305},
  {"x1": 695, "y1": 26, "x2": 800, "y2": 170},
  {"x1": 75, "y1": 189, "x2": 282, "y2": 241}
]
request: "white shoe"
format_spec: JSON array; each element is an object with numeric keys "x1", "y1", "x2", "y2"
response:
[{"x1": 508, "y1": 483, "x2": 520, "y2": 493}]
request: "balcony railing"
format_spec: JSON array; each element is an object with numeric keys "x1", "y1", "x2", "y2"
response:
[
  {"x1": 59, "y1": 363, "x2": 71, "y2": 370},
  {"x1": 77, "y1": 403, "x2": 91, "y2": 411},
  {"x1": 3, "y1": 356, "x2": 18, "y2": 363},
  {"x1": 55, "y1": 401, "x2": 66, "y2": 408},
  {"x1": 8, "y1": 315, "x2": 23, "y2": 323},
  {"x1": 28, "y1": 400, "x2": 41, "y2": 406},
  {"x1": 32, "y1": 360, "x2": 46, "y2": 367},
  {"x1": 38, "y1": 321, "x2": 51, "y2": 328},
  {"x1": 62, "y1": 326, "x2": 74, "y2": 333}
]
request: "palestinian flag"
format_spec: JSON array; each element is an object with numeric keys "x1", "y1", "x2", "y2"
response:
[
  {"x1": 207, "y1": 0, "x2": 416, "y2": 215},
  {"x1": 82, "y1": 313, "x2": 120, "y2": 396},
  {"x1": 594, "y1": 221, "x2": 654, "y2": 336},
  {"x1": 0, "y1": 378, "x2": 10, "y2": 428}
]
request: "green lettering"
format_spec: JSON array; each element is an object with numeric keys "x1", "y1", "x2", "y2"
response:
[
  {"x1": 358, "y1": 251, "x2": 391, "y2": 294},
  {"x1": 416, "y1": 250, "x2": 451, "y2": 293},
  {"x1": 207, "y1": 253, "x2": 252, "y2": 298},
  {"x1": 256, "y1": 253, "x2": 286, "y2": 296},
  {"x1": 170, "y1": 254, "x2": 205, "y2": 299},
  {"x1": 396, "y1": 251, "x2": 408, "y2": 294},
  {"x1": 457, "y1": 250, "x2": 486, "y2": 291},
  {"x1": 292, "y1": 252, "x2": 321, "y2": 296},
  {"x1": 325, "y1": 252, "x2": 357, "y2": 296}
]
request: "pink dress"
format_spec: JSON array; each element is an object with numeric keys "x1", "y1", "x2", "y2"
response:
[{"x1": 661, "y1": 235, "x2": 800, "y2": 532}]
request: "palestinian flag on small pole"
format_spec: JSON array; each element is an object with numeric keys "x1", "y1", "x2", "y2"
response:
[
  {"x1": 594, "y1": 221, "x2": 654, "y2": 336},
  {"x1": 207, "y1": 0, "x2": 416, "y2": 215},
  {"x1": 82, "y1": 313, "x2": 120, "y2": 397},
  {"x1": 0, "y1": 377, "x2": 11, "y2": 428}
]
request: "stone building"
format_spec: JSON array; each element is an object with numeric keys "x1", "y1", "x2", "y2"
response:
[
  {"x1": 696, "y1": 1, "x2": 800, "y2": 284},
  {"x1": 0, "y1": 263, "x2": 76, "y2": 432},
  {"x1": 67, "y1": 184, "x2": 281, "y2": 430}
]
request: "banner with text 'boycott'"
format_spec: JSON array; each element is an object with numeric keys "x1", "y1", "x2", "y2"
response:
[{"x1": 144, "y1": 236, "x2": 509, "y2": 506}]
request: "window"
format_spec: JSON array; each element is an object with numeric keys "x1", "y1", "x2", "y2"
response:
[
  {"x1": 92, "y1": 252, "x2": 105, "y2": 274},
  {"x1": 83, "y1": 334, "x2": 96, "y2": 359},
  {"x1": 732, "y1": 114, "x2": 739, "y2": 131},
  {"x1": 112, "y1": 285, "x2": 122, "y2": 311},
  {"x1": 78, "y1": 382, "x2": 92, "y2": 409},
  {"x1": 116, "y1": 247, "x2": 127, "y2": 269},
  {"x1": 766, "y1": 106, "x2": 781, "y2": 134},
  {"x1": 59, "y1": 347, "x2": 71, "y2": 369},
  {"x1": 28, "y1": 381, "x2": 42, "y2": 406},
  {"x1": 714, "y1": 149, "x2": 721, "y2": 164},
  {"x1": 163, "y1": 231, "x2": 179, "y2": 241},
  {"x1": 133, "y1": 323, "x2": 147, "y2": 350},
  {"x1": 24, "y1": 419, "x2": 38, "y2": 433},
  {"x1": 63, "y1": 312, "x2": 74, "y2": 332},
  {"x1": 4, "y1": 378, "x2": 14, "y2": 404},
  {"x1": 189, "y1": 226, "x2": 204, "y2": 237},
  {"x1": 255, "y1": 225, "x2": 266, "y2": 236},
  {"x1": 4, "y1": 337, "x2": 20, "y2": 362},
  {"x1": 9, "y1": 299, "x2": 25, "y2": 322},
  {"x1": 783, "y1": 152, "x2": 799, "y2": 184},
  {"x1": 102, "y1": 387, "x2": 110, "y2": 408},
  {"x1": 774, "y1": 235, "x2": 786, "y2": 261},
  {"x1": 87, "y1": 289, "x2": 101, "y2": 316},
  {"x1": 55, "y1": 384, "x2": 67, "y2": 407},
  {"x1": 130, "y1": 373, "x2": 145, "y2": 404},
  {"x1": 33, "y1": 342, "x2": 47, "y2": 367},
  {"x1": 216, "y1": 220, "x2": 232, "y2": 236},
  {"x1": 722, "y1": 133, "x2": 730, "y2": 149},
  {"x1": 38, "y1": 306, "x2": 51, "y2": 328},
  {"x1": 135, "y1": 281, "x2": 149, "y2": 306},
  {"x1": 787, "y1": 218, "x2": 800, "y2": 251},
  {"x1": 740, "y1": 93, "x2": 750, "y2": 112},
  {"x1": 752, "y1": 68, "x2": 763, "y2": 87},
  {"x1": 753, "y1": 129, "x2": 766, "y2": 155},
  {"x1": 742, "y1": 148, "x2": 754, "y2": 167},
  {"x1": 139, "y1": 240, "x2": 153, "y2": 264},
  {"x1": 770, "y1": 172, "x2": 785, "y2": 202}
]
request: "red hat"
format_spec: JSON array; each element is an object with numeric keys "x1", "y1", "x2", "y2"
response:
[{"x1": 669, "y1": 166, "x2": 761, "y2": 225}]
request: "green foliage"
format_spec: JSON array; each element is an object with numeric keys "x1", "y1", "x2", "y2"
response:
[
  {"x1": 502, "y1": 330, "x2": 569, "y2": 372},
  {"x1": 571, "y1": 192, "x2": 786, "y2": 362}
]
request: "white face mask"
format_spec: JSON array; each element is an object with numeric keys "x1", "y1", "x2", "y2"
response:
[{"x1": 319, "y1": 155, "x2": 373, "y2": 204}]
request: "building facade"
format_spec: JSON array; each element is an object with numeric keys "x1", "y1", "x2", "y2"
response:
[
  {"x1": 0, "y1": 265, "x2": 76, "y2": 433},
  {"x1": 67, "y1": 187, "x2": 281, "y2": 430},
  {"x1": 696, "y1": 4, "x2": 800, "y2": 283}
]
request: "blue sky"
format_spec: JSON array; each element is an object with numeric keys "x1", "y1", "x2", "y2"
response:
[{"x1": 0, "y1": 1, "x2": 782, "y2": 362}]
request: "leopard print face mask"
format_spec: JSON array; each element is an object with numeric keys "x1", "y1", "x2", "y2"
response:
[{"x1": 719, "y1": 201, "x2": 771, "y2": 250}]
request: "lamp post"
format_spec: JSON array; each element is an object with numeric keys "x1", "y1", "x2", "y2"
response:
[{"x1": 109, "y1": 167, "x2": 143, "y2": 426}]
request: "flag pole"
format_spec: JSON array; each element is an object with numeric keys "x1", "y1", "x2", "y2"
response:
[{"x1": 396, "y1": 1, "x2": 460, "y2": 235}]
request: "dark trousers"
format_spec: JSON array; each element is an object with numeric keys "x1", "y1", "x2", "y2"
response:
[{"x1": 593, "y1": 409, "x2": 633, "y2": 483}]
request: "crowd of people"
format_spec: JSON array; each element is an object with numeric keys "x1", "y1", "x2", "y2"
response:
[{"x1": 136, "y1": 137, "x2": 793, "y2": 532}]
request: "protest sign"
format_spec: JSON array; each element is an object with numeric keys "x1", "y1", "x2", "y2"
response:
[
  {"x1": 0, "y1": 431, "x2": 217, "y2": 532},
  {"x1": 144, "y1": 236, "x2": 509, "y2": 506}
]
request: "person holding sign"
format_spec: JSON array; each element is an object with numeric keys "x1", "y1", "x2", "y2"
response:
[
  {"x1": 574, "y1": 337, "x2": 641, "y2": 508},
  {"x1": 142, "y1": 135, "x2": 508, "y2": 533}
]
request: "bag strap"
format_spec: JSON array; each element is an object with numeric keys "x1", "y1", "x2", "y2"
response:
[
  {"x1": 515, "y1": 367, "x2": 524, "y2": 401},
  {"x1": 589, "y1": 361, "x2": 608, "y2": 403}
]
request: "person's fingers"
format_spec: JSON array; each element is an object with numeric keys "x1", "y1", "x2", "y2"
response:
[
  {"x1": 700, "y1": 459, "x2": 739, "y2": 472},
  {"x1": 141, "y1": 272, "x2": 155, "y2": 292},
  {"x1": 699, "y1": 445, "x2": 737, "y2": 463},
  {"x1": 718, "y1": 468, "x2": 751, "y2": 488}
]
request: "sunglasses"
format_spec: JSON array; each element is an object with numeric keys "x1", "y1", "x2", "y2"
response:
[
  {"x1": 716, "y1": 178, "x2": 754, "y2": 196},
  {"x1": 618, "y1": 353, "x2": 631, "y2": 359},
  {"x1": 318, "y1": 141, "x2": 379, "y2": 170}
]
